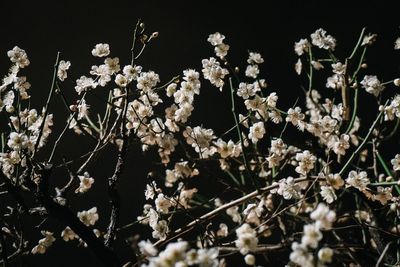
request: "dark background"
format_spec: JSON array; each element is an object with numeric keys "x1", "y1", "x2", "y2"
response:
[{"x1": 1, "y1": 1, "x2": 400, "y2": 266}]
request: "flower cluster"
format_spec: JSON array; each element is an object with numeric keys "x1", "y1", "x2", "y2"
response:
[{"x1": 2, "y1": 23, "x2": 400, "y2": 267}]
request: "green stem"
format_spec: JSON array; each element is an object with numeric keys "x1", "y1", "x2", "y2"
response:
[
  {"x1": 229, "y1": 78, "x2": 258, "y2": 190},
  {"x1": 370, "y1": 181, "x2": 399, "y2": 186},
  {"x1": 339, "y1": 100, "x2": 389, "y2": 176},
  {"x1": 131, "y1": 19, "x2": 141, "y2": 66},
  {"x1": 375, "y1": 150, "x2": 400, "y2": 194},
  {"x1": 33, "y1": 52, "x2": 60, "y2": 157},
  {"x1": 345, "y1": 88, "x2": 359, "y2": 134},
  {"x1": 224, "y1": 170, "x2": 241, "y2": 186},
  {"x1": 350, "y1": 47, "x2": 367, "y2": 84},
  {"x1": 308, "y1": 49, "x2": 313, "y2": 91},
  {"x1": 384, "y1": 118, "x2": 400, "y2": 141},
  {"x1": 349, "y1": 27, "x2": 366, "y2": 60},
  {"x1": 85, "y1": 114, "x2": 100, "y2": 133},
  {"x1": 1, "y1": 133, "x2": 4, "y2": 153}
]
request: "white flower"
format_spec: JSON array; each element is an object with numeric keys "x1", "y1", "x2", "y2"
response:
[
  {"x1": 215, "y1": 43, "x2": 230, "y2": 58},
  {"x1": 155, "y1": 193, "x2": 172, "y2": 214},
  {"x1": 276, "y1": 176, "x2": 302, "y2": 199},
  {"x1": 244, "y1": 254, "x2": 256, "y2": 265},
  {"x1": 57, "y1": 60, "x2": 71, "y2": 81},
  {"x1": 248, "y1": 121, "x2": 266, "y2": 144},
  {"x1": 7, "y1": 46, "x2": 30, "y2": 68},
  {"x1": 270, "y1": 138, "x2": 287, "y2": 156},
  {"x1": 311, "y1": 60, "x2": 324, "y2": 70},
  {"x1": 311, "y1": 28, "x2": 336, "y2": 50},
  {"x1": 166, "y1": 83, "x2": 177, "y2": 97},
  {"x1": 247, "y1": 52, "x2": 264, "y2": 64},
  {"x1": 150, "y1": 241, "x2": 187, "y2": 266},
  {"x1": 235, "y1": 223, "x2": 258, "y2": 255},
  {"x1": 90, "y1": 64, "x2": 111, "y2": 86},
  {"x1": 320, "y1": 185, "x2": 336, "y2": 203},
  {"x1": 226, "y1": 206, "x2": 241, "y2": 223},
  {"x1": 0, "y1": 91, "x2": 15, "y2": 112},
  {"x1": 183, "y1": 126, "x2": 216, "y2": 158},
  {"x1": 115, "y1": 74, "x2": 128, "y2": 87},
  {"x1": 332, "y1": 134, "x2": 350, "y2": 156},
  {"x1": 123, "y1": 65, "x2": 142, "y2": 81},
  {"x1": 138, "y1": 239, "x2": 158, "y2": 257},
  {"x1": 91, "y1": 43, "x2": 110, "y2": 57},
  {"x1": 196, "y1": 248, "x2": 219, "y2": 267},
  {"x1": 325, "y1": 173, "x2": 344, "y2": 190},
  {"x1": 360, "y1": 75, "x2": 385, "y2": 97},
  {"x1": 295, "y1": 58, "x2": 302, "y2": 75},
  {"x1": 77, "y1": 207, "x2": 99, "y2": 226},
  {"x1": 331, "y1": 62, "x2": 346, "y2": 74},
  {"x1": 75, "y1": 172, "x2": 94, "y2": 193},
  {"x1": 201, "y1": 57, "x2": 229, "y2": 91},
  {"x1": 237, "y1": 82, "x2": 259, "y2": 99},
  {"x1": 294, "y1": 38, "x2": 311, "y2": 56},
  {"x1": 395, "y1": 37, "x2": 400, "y2": 50},
  {"x1": 207, "y1": 32, "x2": 225, "y2": 46},
  {"x1": 152, "y1": 220, "x2": 169, "y2": 240},
  {"x1": 31, "y1": 231, "x2": 55, "y2": 254},
  {"x1": 295, "y1": 150, "x2": 316, "y2": 175},
  {"x1": 76, "y1": 98, "x2": 90, "y2": 120},
  {"x1": 290, "y1": 242, "x2": 314, "y2": 267},
  {"x1": 104, "y1": 57, "x2": 120, "y2": 74},
  {"x1": 362, "y1": 33, "x2": 377, "y2": 46},
  {"x1": 391, "y1": 154, "x2": 400, "y2": 171},
  {"x1": 137, "y1": 71, "x2": 160, "y2": 92},
  {"x1": 286, "y1": 107, "x2": 305, "y2": 130},
  {"x1": 346, "y1": 170, "x2": 370, "y2": 191},
  {"x1": 245, "y1": 65, "x2": 259, "y2": 79},
  {"x1": 7, "y1": 132, "x2": 28, "y2": 151},
  {"x1": 75, "y1": 76, "x2": 97, "y2": 95},
  {"x1": 318, "y1": 247, "x2": 333, "y2": 263},
  {"x1": 310, "y1": 203, "x2": 336, "y2": 230},
  {"x1": 373, "y1": 186, "x2": 393, "y2": 205},
  {"x1": 301, "y1": 223, "x2": 322, "y2": 248},
  {"x1": 215, "y1": 139, "x2": 241, "y2": 158},
  {"x1": 217, "y1": 223, "x2": 229, "y2": 237},
  {"x1": 61, "y1": 227, "x2": 77, "y2": 241}
]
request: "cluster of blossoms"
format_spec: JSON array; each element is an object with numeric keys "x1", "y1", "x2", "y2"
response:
[
  {"x1": 289, "y1": 204, "x2": 336, "y2": 267},
  {"x1": 2, "y1": 23, "x2": 400, "y2": 267},
  {"x1": 140, "y1": 240, "x2": 219, "y2": 267},
  {"x1": 0, "y1": 47, "x2": 54, "y2": 179}
]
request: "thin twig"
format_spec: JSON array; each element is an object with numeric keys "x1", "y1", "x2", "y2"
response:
[
  {"x1": 339, "y1": 100, "x2": 389, "y2": 176},
  {"x1": 32, "y1": 52, "x2": 60, "y2": 157}
]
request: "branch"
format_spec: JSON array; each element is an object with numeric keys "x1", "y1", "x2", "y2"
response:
[
  {"x1": 33, "y1": 52, "x2": 61, "y2": 157},
  {"x1": 36, "y1": 164, "x2": 121, "y2": 266},
  {"x1": 153, "y1": 177, "x2": 312, "y2": 248}
]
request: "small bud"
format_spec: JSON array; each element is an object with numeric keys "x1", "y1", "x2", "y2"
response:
[
  {"x1": 394, "y1": 78, "x2": 400, "y2": 87},
  {"x1": 385, "y1": 176, "x2": 393, "y2": 182},
  {"x1": 69, "y1": 104, "x2": 77, "y2": 112},
  {"x1": 140, "y1": 34, "x2": 148, "y2": 44},
  {"x1": 5, "y1": 106, "x2": 14, "y2": 113},
  {"x1": 139, "y1": 22, "x2": 145, "y2": 29},
  {"x1": 361, "y1": 63, "x2": 368, "y2": 69},
  {"x1": 244, "y1": 254, "x2": 255, "y2": 265},
  {"x1": 234, "y1": 66, "x2": 240, "y2": 73},
  {"x1": 390, "y1": 203, "x2": 397, "y2": 212},
  {"x1": 151, "y1": 32, "x2": 159, "y2": 39}
]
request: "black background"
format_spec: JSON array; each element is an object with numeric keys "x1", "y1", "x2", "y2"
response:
[{"x1": 1, "y1": 1, "x2": 400, "y2": 266}]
